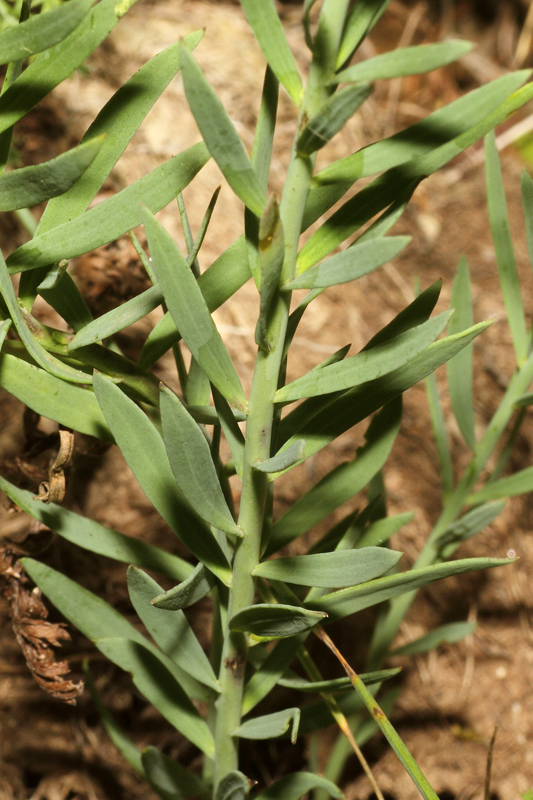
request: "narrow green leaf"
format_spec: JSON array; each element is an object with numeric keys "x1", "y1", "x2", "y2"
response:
[
  {"x1": 253, "y1": 440, "x2": 305, "y2": 474},
  {"x1": 447, "y1": 254, "x2": 475, "y2": 448},
  {"x1": 256, "y1": 195, "x2": 285, "y2": 349},
  {"x1": 127, "y1": 566, "x2": 220, "y2": 693},
  {"x1": 364, "y1": 279, "x2": 442, "y2": 351},
  {"x1": 7, "y1": 144, "x2": 209, "y2": 274},
  {"x1": 0, "y1": 0, "x2": 94, "y2": 64},
  {"x1": 93, "y1": 373, "x2": 232, "y2": 585},
  {"x1": 41, "y1": 32, "x2": 204, "y2": 230},
  {"x1": 333, "y1": 41, "x2": 472, "y2": 85},
  {"x1": 275, "y1": 311, "x2": 451, "y2": 402},
  {"x1": 277, "y1": 322, "x2": 490, "y2": 467},
  {"x1": 254, "y1": 772, "x2": 343, "y2": 800},
  {"x1": 298, "y1": 84, "x2": 372, "y2": 156},
  {"x1": 485, "y1": 130, "x2": 528, "y2": 364},
  {"x1": 234, "y1": 708, "x2": 300, "y2": 744},
  {"x1": 304, "y1": 71, "x2": 531, "y2": 229},
  {"x1": 279, "y1": 668, "x2": 400, "y2": 693},
  {"x1": 142, "y1": 208, "x2": 247, "y2": 412},
  {"x1": 253, "y1": 547, "x2": 402, "y2": 588},
  {"x1": 95, "y1": 638, "x2": 215, "y2": 756},
  {"x1": 283, "y1": 236, "x2": 410, "y2": 289},
  {"x1": 391, "y1": 621, "x2": 477, "y2": 657},
  {"x1": 216, "y1": 771, "x2": 251, "y2": 800},
  {"x1": 240, "y1": 0, "x2": 303, "y2": 105},
  {"x1": 0, "y1": 474, "x2": 192, "y2": 581},
  {"x1": 152, "y1": 563, "x2": 215, "y2": 611},
  {"x1": 0, "y1": 319, "x2": 11, "y2": 350},
  {"x1": 229, "y1": 604, "x2": 327, "y2": 640},
  {"x1": 435, "y1": 501, "x2": 505, "y2": 555},
  {"x1": 142, "y1": 747, "x2": 210, "y2": 800},
  {"x1": 306, "y1": 557, "x2": 514, "y2": 621},
  {"x1": 515, "y1": 391, "x2": 533, "y2": 407},
  {"x1": 213, "y1": 389, "x2": 245, "y2": 480},
  {"x1": 160, "y1": 385, "x2": 242, "y2": 538},
  {"x1": 467, "y1": 466, "x2": 533, "y2": 504},
  {"x1": 425, "y1": 370, "x2": 454, "y2": 497},
  {"x1": 179, "y1": 43, "x2": 266, "y2": 217},
  {"x1": 521, "y1": 170, "x2": 533, "y2": 271},
  {"x1": 0, "y1": 353, "x2": 110, "y2": 437},
  {"x1": 0, "y1": 136, "x2": 103, "y2": 211},
  {"x1": 0, "y1": 0, "x2": 140, "y2": 136},
  {"x1": 242, "y1": 635, "x2": 307, "y2": 715},
  {"x1": 298, "y1": 82, "x2": 533, "y2": 272},
  {"x1": 337, "y1": 0, "x2": 392, "y2": 67},
  {"x1": 355, "y1": 512, "x2": 414, "y2": 549}
]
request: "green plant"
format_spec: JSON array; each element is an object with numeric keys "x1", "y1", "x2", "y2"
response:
[{"x1": 0, "y1": 1, "x2": 532, "y2": 798}]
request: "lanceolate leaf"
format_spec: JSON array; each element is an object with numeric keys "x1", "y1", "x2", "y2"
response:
[
  {"x1": 0, "y1": 0, "x2": 94, "y2": 64},
  {"x1": 485, "y1": 130, "x2": 528, "y2": 364},
  {"x1": 467, "y1": 466, "x2": 533, "y2": 505},
  {"x1": 275, "y1": 311, "x2": 451, "y2": 402},
  {"x1": 333, "y1": 41, "x2": 472, "y2": 85},
  {"x1": 297, "y1": 83, "x2": 372, "y2": 155},
  {"x1": 253, "y1": 546, "x2": 402, "y2": 587},
  {"x1": 306, "y1": 557, "x2": 514, "y2": 621},
  {"x1": 269, "y1": 398, "x2": 401, "y2": 551},
  {"x1": 240, "y1": 0, "x2": 303, "y2": 105},
  {"x1": 253, "y1": 772, "x2": 343, "y2": 800},
  {"x1": 283, "y1": 236, "x2": 410, "y2": 289},
  {"x1": 41, "y1": 32, "x2": 204, "y2": 229},
  {"x1": 95, "y1": 638, "x2": 215, "y2": 756},
  {"x1": 142, "y1": 747, "x2": 210, "y2": 800},
  {"x1": 390, "y1": 621, "x2": 477, "y2": 657},
  {"x1": 447, "y1": 255, "x2": 475, "y2": 449},
  {"x1": 435, "y1": 501, "x2": 505, "y2": 556},
  {"x1": 179, "y1": 43, "x2": 266, "y2": 217},
  {"x1": 277, "y1": 322, "x2": 490, "y2": 466},
  {"x1": 234, "y1": 708, "x2": 300, "y2": 744},
  {"x1": 253, "y1": 440, "x2": 305, "y2": 474},
  {"x1": 256, "y1": 196, "x2": 285, "y2": 349},
  {"x1": 142, "y1": 208, "x2": 247, "y2": 412},
  {"x1": 337, "y1": 0, "x2": 393, "y2": 67},
  {"x1": 7, "y1": 144, "x2": 209, "y2": 274},
  {"x1": 127, "y1": 566, "x2": 220, "y2": 693},
  {"x1": 160, "y1": 385, "x2": 242, "y2": 538},
  {"x1": 0, "y1": 137, "x2": 103, "y2": 212},
  {"x1": 242, "y1": 635, "x2": 307, "y2": 714},
  {"x1": 152, "y1": 563, "x2": 216, "y2": 611},
  {"x1": 229, "y1": 604, "x2": 327, "y2": 639},
  {"x1": 521, "y1": 170, "x2": 533, "y2": 270},
  {"x1": 0, "y1": 475, "x2": 192, "y2": 581},
  {"x1": 93, "y1": 373, "x2": 232, "y2": 584},
  {"x1": 0, "y1": 0, "x2": 140, "y2": 136},
  {"x1": 279, "y1": 668, "x2": 400, "y2": 693}
]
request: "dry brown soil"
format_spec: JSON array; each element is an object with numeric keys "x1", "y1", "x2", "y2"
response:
[{"x1": 0, "y1": 1, "x2": 533, "y2": 799}]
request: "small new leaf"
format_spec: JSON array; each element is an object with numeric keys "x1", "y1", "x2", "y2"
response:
[{"x1": 229, "y1": 604, "x2": 327, "y2": 640}]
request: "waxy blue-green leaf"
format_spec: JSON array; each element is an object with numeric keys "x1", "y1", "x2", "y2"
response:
[
  {"x1": 447, "y1": 255, "x2": 475, "y2": 449},
  {"x1": 142, "y1": 747, "x2": 210, "y2": 800},
  {"x1": 253, "y1": 546, "x2": 402, "y2": 588},
  {"x1": 279, "y1": 667, "x2": 400, "y2": 693},
  {"x1": 143, "y1": 208, "x2": 247, "y2": 412},
  {"x1": 355, "y1": 512, "x2": 414, "y2": 549},
  {"x1": 297, "y1": 82, "x2": 533, "y2": 272},
  {"x1": 242, "y1": 635, "x2": 307, "y2": 714},
  {"x1": 277, "y1": 322, "x2": 490, "y2": 467},
  {"x1": 160, "y1": 385, "x2": 242, "y2": 539},
  {"x1": 297, "y1": 84, "x2": 372, "y2": 156},
  {"x1": 240, "y1": 0, "x2": 303, "y2": 105},
  {"x1": 391, "y1": 621, "x2": 477, "y2": 657},
  {"x1": 0, "y1": 319, "x2": 10, "y2": 350},
  {"x1": 0, "y1": 136, "x2": 102, "y2": 212},
  {"x1": 152, "y1": 563, "x2": 215, "y2": 611},
  {"x1": 20, "y1": 558, "x2": 206, "y2": 702},
  {"x1": 467, "y1": 466, "x2": 533, "y2": 505},
  {"x1": 276, "y1": 311, "x2": 451, "y2": 402},
  {"x1": 127, "y1": 566, "x2": 220, "y2": 693},
  {"x1": 435, "y1": 501, "x2": 505, "y2": 556},
  {"x1": 425, "y1": 369, "x2": 453, "y2": 498},
  {"x1": 333, "y1": 41, "x2": 472, "y2": 85},
  {"x1": 521, "y1": 170, "x2": 533, "y2": 271},
  {"x1": 213, "y1": 389, "x2": 245, "y2": 479},
  {"x1": 256, "y1": 195, "x2": 285, "y2": 349},
  {"x1": 254, "y1": 772, "x2": 343, "y2": 800},
  {"x1": 306, "y1": 557, "x2": 514, "y2": 621},
  {"x1": 215, "y1": 771, "x2": 251, "y2": 800},
  {"x1": 234, "y1": 708, "x2": 300, "y2": 744},
  {"x1": 365, "y1": 279, "x2": 442, "y2": 350},
  {"x1": 485, "y1": 130, "x2": 528, "y2": 364},
  {"x1": 337, "y1": 0, "x2": 392, "y2": 67},
  {"x1": 93, "y1": 373, "x2": 232, "y2": 585},
  {"x1": 179, "y1": 43, "x2": 266, "y2": 218},
  {"x1": 0, "y1": 0, "x2": 139, "y2": 136},
  {"x1": 283, "y1": 236, "x2": 410, "y2": 289},
  {"x1": 229, "y1": 604, "x2": 327, "y2": 639},
  {"x1": 0, "y1": 353, "x2": 110, "y2": 437},
  {"x1": 0, "y1": 0, "x2": 94, "y2": 64},
  {"x1": 42, "y1": 32, "x2": 203, "y2": 230},
  {"x1": 253, "y1": 440, "x2": 305, "y2": 475},
  {"x1": 0, "y1": 474, "x2": 192, "y2": 581},
  {"x1": 304, "y1": 71, "x2": 531, "y2": 230},
  {"x1": 269, "y1": 398, "x2": 401, "y2": 552},
  {"x1": 95, "y1": 638, "x2": 215, "y2": 756},
  {"x1": 6, "y1": 144, "x2": 209, "y2": 274}
]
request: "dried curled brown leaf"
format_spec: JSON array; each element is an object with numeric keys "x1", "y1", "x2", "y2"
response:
[{"x1": 0, "y1": 547, "x2": 83, "y2": 705}]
